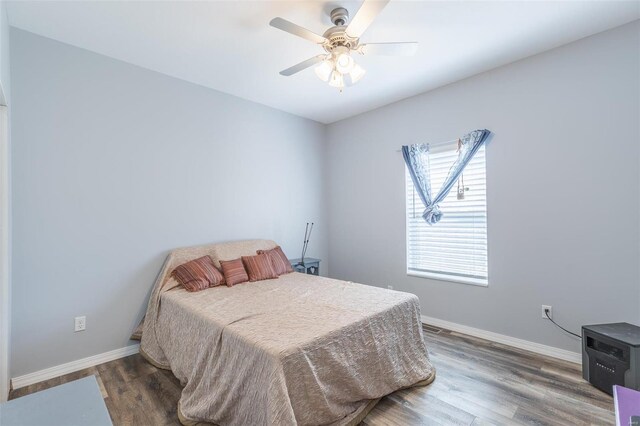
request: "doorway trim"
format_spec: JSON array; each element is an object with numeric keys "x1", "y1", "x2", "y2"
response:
[{"x1": 0, "y1": 104, "x2": 9, "y2": 402}]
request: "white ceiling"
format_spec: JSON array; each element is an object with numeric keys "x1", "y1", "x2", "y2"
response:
[{"x1": 6, "y1": 1, "x2": 639, "y2": 123}]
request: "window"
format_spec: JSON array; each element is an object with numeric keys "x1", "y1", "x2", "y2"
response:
[{"x1": 405, "y1": 143, "x2": 488, "y2": 286}]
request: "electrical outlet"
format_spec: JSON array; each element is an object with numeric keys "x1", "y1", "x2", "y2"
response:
[
  {"x1": 74, "y1": 316, "x2": 86, "y2": 332},
  {"x1": 541, "y1": 305, "x2": 552, "y2": 320},
  {"x1": 387, "y1": 285, "x2": 394, "y2": 290}
]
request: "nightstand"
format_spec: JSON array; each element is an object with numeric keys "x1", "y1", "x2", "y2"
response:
[{"x1": 289, "y1": 258, "x2": 321, "y2": 276}]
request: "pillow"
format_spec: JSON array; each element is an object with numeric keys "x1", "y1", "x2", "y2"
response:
[
  {"x1": 172, "y1": 256, "x2": 225, "y2": 292},
  {"x1": 220, "y1": 258, "x2": 250, "y2": 287},
  {"x1": 257, "y1": 246, "x2": 293, "y2": 276},
  {"x1": 242, "y1": 253, "x2": 279, "y2": 282}
]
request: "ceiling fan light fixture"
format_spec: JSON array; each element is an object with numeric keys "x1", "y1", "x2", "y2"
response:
[{"x1": 314, "y1": 59, "x2": 334, "y2": 82}]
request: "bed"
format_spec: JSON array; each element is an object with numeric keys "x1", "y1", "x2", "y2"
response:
[{"x1": 139, "y1": 240, "x2": 435, "y2": 426}]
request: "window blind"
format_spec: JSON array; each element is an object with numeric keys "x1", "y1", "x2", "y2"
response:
[{"x1": 406, "y1": 144, "x2": 488, "y2": 285}]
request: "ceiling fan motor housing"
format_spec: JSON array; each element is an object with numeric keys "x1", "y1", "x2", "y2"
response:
[{"x1": 324, "y1": 8, "x2": 359, "y2": 53}]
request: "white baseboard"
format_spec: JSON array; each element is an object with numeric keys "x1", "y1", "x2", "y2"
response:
[
  {"x1": 421, "y1": 315, "x2": 582, "y2": 364},
  {"x1": 10, "y1": 318, "x2": 581, "y2": 390},
  {"x1": 11, "y1": 344, "x2": 140, "y2": 390}
]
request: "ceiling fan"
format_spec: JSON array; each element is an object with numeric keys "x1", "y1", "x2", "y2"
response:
[{"x1": 269, "y1": 0, "x2": 418, "y2": 91}]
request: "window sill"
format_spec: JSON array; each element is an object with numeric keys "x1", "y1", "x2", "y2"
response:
[{"x1": 407, "y1": 270, "x2": 488, "y2": 287}]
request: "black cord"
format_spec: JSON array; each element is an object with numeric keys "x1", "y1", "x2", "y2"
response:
[{"x1": 545, "y1": 310, "x2": 581, "y2": 339}]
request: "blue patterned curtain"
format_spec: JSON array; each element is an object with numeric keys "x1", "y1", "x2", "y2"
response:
[{"x1": 402, "y1": 129, "x2": 491, "y2": 225}]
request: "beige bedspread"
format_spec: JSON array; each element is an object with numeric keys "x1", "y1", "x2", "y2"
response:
[{"x1": 140, "y1": 241, "x2": 435, "y2": 426}]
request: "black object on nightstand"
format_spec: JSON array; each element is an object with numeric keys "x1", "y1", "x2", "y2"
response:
[
  {"x1": 289, "y1": 258, "x2": 320, "y2": 276},
  {"x1": 582, "y1": 322, "x2": 640, "y2": 395}
]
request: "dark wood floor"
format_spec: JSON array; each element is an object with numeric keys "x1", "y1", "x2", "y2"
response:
[{"x1": 10, "y1": 326, "x2": 614, "y2": 425}]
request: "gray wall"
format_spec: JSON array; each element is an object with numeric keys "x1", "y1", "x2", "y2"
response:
[
  {"x1": 10, "y1": 29, "x2": 327, "y2": 376},
  {"x1": 325, "y1": 21, "x2": 640, "y2": 354}
]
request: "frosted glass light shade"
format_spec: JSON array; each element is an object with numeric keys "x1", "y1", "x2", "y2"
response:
[
  {"x1": 328, "y1": 70, "x2": 344, "y2": 89},
  {"x1": 335, "y1": 53, "x2": 354, "y2": 74},
  {"x1": 314, "y1": 59, "x2": 334, "y2": 82}
]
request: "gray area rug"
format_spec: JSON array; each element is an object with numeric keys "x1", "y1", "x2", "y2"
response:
[{"x1": 0, "y1": 375, "x2": 112, "y2": 426}]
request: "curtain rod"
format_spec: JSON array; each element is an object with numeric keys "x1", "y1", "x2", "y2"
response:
[{"x1": 395, "y1": 138, "x2": 460, "y2": 152}]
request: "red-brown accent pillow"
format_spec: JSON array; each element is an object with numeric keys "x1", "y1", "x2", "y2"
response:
[
  {"x1": 242, "y1": 253, "x2": 279, "y2": 282},
  {"x1": 219, "y1": 258, "x2": 250, "y2": 287},
  {"x1": 257, "y1": 246, "x2": 293, "y2": 276},
  {"x1": 172, "y1": 256, "x2": 225, "y2": 292}
]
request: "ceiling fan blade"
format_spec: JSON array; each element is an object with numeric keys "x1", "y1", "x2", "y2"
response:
[
  {"x1": 269, "y1": 18, "x2": 328, "y2": 44},
  {"x1": 360, "y1": 42, "x2": 418, "y2": 56},
  {"x1": 345, "y1": 0, "x2": 390, "y2": 39},
  {"x1": 279, "y1": 55, "x2": 326, "y2": 76}
]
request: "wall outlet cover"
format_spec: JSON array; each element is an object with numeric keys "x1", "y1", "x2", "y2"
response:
[
  {"x1": 74, "y1": 316, "x2": 86, "y2": 332},
  {"x1": 541, "y1": 305, "x2": 552, "y2": 319}
]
